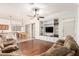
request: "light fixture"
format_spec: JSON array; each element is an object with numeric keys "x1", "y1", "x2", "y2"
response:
[
  {"x1": 26, "y1": 7, "x2": 44, "y2": 20},
  {"x1": 32, "y1": 7, "x2": 40, "y2": 17},
  {"x1": 9, "y1": 16, "x2": 12, "y2": 25},
  {"x1": 26, "y1": 3, "x2": 45, "y2": 20},
  {"x1": 21, "y1": 16, "x2": 24, "y2": 27}
]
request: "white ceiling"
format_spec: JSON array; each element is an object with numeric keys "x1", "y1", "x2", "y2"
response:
[{"x1": 0, "y1": 3, "x2": 77, "y2": 21}]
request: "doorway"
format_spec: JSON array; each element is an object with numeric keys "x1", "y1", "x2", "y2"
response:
[{"x1": 31, "y1": 23, "x2": 35, "y2": 39}]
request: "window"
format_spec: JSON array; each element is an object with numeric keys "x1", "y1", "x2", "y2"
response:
[
  {"x1": 0, "y1": 24, "x2": 9, "y2": 30},
  {"x1": 11, "y1": 25, "x2": 21, "y2": 31}
]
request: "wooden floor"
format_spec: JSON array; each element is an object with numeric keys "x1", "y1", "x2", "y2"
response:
[{"x1": 18, "y1": 39, "x2": 53, "y2": 56}]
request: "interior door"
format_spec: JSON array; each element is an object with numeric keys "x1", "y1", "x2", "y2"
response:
[
  {"x1": 25, "y1": 24, "x2": 30, "y2": 39},
  {"x1": 31, "y1": 23, "x2": 35, "y2": 39}
]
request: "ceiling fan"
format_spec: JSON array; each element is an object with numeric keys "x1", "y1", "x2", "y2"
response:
[{"x1": 27, "y1": 7, "x2": 44, "y2": 20}]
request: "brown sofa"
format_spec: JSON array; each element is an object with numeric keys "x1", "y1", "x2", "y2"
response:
[
  {"x1": 0, "y1": 35, "x2": 21, "y2": 56},
  {"x1": 40, "y1": 35, "x2": 79, "y2": 56},
  {"x1": 0, "y1": 34, "x2": 79, "y2": 56}
]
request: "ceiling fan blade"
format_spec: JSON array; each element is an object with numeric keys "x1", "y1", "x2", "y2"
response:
[
  {"x1": 39, "y1": 16, "x2": 44, "y2": 18},
  {"x1": 37, "y1": 18, "x2": 39, "y2": 20},
  {"x1": 26, "y1": 15, "x2": 34, "y2": 17}
]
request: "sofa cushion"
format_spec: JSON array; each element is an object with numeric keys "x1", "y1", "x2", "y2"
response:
[
  {"x1": 0, "y1": 37, "x2": 4, "y2": 49},
  {"x1": 75, "y1": 47, "x2": 79, "y2": 56},
  {"x1": 41, "y1": 46, "x2": 70, "y2": 56},
  {"x1": 2, "y1": 44, "x2": 19, "y2": 53},
  {"x1": 66, "y1": 51, "x2": 75, "y2": 56},
  {"x1": 64, "y1": 35, "x2": 78, "y2": 51},
  {"x1": 56, "y1": 39, "x2": 65, "y2": 46},
  {"x1": 40, "y1": 43, "x2": 62, "y2": 56},
  {"x1": 6, "y1": 38, "x2": 14, "y2": 41},
  {"x1": 52, "y1": 43, "x2": 63, "y2": 48},
  {"x1": 3, "y1": 40, "x2": 15, "y2": 47},
  {"x1": 3, "y1": 38, "x2": 16, "y2": 47}
]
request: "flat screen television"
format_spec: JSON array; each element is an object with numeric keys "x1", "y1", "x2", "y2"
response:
[{"x1": 45, "y1": 27, "x2": 53, "y2": 33}]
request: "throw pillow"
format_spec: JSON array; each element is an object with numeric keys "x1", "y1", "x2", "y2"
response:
[
  {"x1": 56, "y1": 39, "x2": 65, "y2": 46},
  {"x1": 64, "y1": 35, "x2": 78, "y2": 51},
  {"x1": 0, "y1": 37, "x2": 4, "y2": 49},
  {"x1": 2, "y1": 44, "x2": 19, "y2": 53}
]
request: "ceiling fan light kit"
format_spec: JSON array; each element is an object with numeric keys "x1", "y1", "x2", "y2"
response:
[
  {"x1": 32, "y1": 7, "x2": 40, "y2": 12},
  {"x1": 27, "y1": 7, "x2": 44, "y2": 20}
]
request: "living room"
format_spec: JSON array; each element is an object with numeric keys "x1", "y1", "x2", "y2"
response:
[{"x1": 0, "y1": 3, "x2": 79, "y2": 56}]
